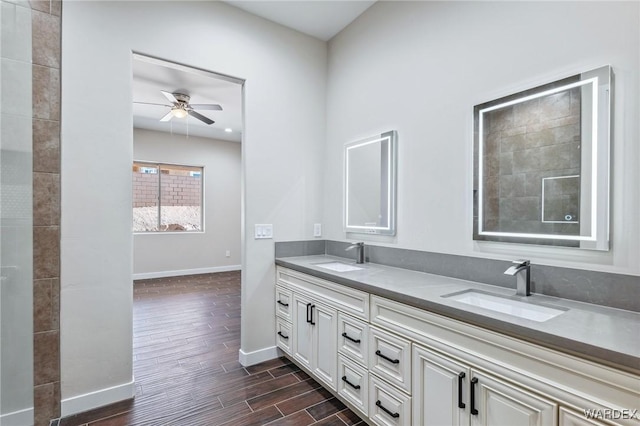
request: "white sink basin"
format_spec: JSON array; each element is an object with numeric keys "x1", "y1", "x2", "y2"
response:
[
  {"x1": 443, "y1": 290, "x2": 566, "y2": 322},
  {"x1": 314, "y1": 261, "x2": 363, "y2": 272}
]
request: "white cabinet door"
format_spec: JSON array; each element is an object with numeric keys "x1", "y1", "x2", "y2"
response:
[
  {"x1": 292, "y1": 293, "x2": 313, "y2": 370},
  {"x1": 412, "y1": 344, "x2": 470, "y2": 426},
  {"x1": 312, "y1": 302, "x2": 337, "y2": 390},
  {"x1": 470, "y1": 370, "x2": 557, "y2": 426},
  {"x1": 291, "y1": 291, "x2": 338, "y2": 390}
]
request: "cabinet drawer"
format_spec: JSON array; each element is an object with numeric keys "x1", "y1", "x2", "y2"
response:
[
  {"x1": 275, "y1": 285, "x2": 292, "y2": 321},
  {"x1": 275, "y1": 318, "x2": 292, "y2": 355},
  {"x1": 370, "y1": 375, "x2": 411, "y2": 426},
  {"x1": 338, "y1": 313, "x2": 369, "y2": 367},
  {"x1": 370, "y1": 326, "x2": 412, "y2": 394},
  {"x1": 277, "y1": 267, "x2": 369, "y2": 320},
  {"x1": 338, "y1": 354, "x2": 369, "y2": 416}
]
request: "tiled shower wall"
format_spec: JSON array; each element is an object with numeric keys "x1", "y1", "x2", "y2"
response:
[
  {"x1": 31, "y1": 0, "x2": 62, "y2": 424},
  {"x1": 482, "y1": 87, "x2": 582, "y2": 242}
]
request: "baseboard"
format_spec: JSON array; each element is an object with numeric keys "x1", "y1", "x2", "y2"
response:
[
  {"x1": 133, "y1": 265, "x2": 241, "y2": 280},
  {"x1": 0, "y1": 406, "x2": 33, "y2": 425},
  {"x1": 238, "y1": 346, "x2": 280, "y2": 367},
  {"x1": 61, "y1": 379, "x2": 135, "y2": 417}
]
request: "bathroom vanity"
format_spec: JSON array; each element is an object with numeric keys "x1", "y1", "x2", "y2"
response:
[{"x1": 274, "y1": 255, "x2": 640, "y2": 426}]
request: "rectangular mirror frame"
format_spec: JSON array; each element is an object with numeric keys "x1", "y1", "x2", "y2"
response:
[
  {"x1": 344, "y1": 130, "x2": 398, "y2": 236},
  {"x1": 473, "y1": 66, "x2": 612, "y2": 250}
]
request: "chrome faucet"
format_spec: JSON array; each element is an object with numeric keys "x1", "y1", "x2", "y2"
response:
[
  {"x1": 345, "y1": 242, "x2": 365, "y2": 264},
  {"x1": 504, "y1": 259, "x2": 531, "y2": 296}
]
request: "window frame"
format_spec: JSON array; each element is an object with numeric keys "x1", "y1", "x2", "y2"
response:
[{"x1": 132, "y1": 160, "x2": 205, "y2": 234}]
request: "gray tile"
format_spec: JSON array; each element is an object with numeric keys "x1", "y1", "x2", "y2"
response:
[
  {"x1": 275, "y1": 240, "x2": 325, "y2": 258},
  {"x1": 32, "y1": 9, "x2": 60, "y2": 68}
]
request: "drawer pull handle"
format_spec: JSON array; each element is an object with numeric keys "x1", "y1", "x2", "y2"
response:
[
  {"x1": 277, "y1": 300, "x2": 289, "y2": 307},
  {"x1": 470, "y1": 377, "x2": 478, "y2": 415},
  {"x1": 341, "y1": 332, "x2": 361, "y2": 344},
  {"x1": 306, "y1": 303, "x2": 313, "y2": 324},
  {"x1": 375, "y1": 350, "x2": 400, "y2": 364},
  {"x1": 341, "y1": 376, "x2": 361, "y2": 390},
  {"x1": 376, "y1": 400, "x2": 400, "y2": 418},
  {"x1": 310, "y1": 304, "x2": 316, "y2": 325},
  {"x1": 458, "y1": 372, "x2": 466, "y2": 409},
  {"x1": 277, "y1": 331, "x2": 289, "y2": 340}
]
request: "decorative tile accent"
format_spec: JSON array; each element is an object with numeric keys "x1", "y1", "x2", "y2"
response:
[
  {"x1": 34, "y1": 278, "x2": 53, "y2": 332},
  {"x1": 33, "y1": 119, "x2": 60, "y2": 173},
  {"x1": 33, "y1": 64, "x2": 51, "y2": 119},
  {"x1": 34, "y1": 330, "x2": 60, "y2": 385},
  {"x1": 35, "y1": 382, "x2": 61, "y2": 425},
  {"x1": 33, "y1": 225, "x2": 59, "y2": 279},
  {"x1": 31, "y1": 9, "x2": 59, "y2": 68},
  {"x1": 33, "y1": 172, "x2": 60, "y2": 225},
  {"x1": 30, "y1": 0, "x2": 62, "y2": 423}
]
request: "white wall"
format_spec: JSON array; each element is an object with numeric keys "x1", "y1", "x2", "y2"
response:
[
  {"x1": 61, "y1": 1, "x2": 326, "y2": 414},
  {"x1": 133, "y1": 128, "x2": 241, "y2": 278},
  {"x1": 325, "y1": 1, "x2": 640, "y2": 275}
]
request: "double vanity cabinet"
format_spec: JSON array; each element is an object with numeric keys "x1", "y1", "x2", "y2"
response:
[{"x1": 274, "y1": 264, "x2": 640, "y2": 426}]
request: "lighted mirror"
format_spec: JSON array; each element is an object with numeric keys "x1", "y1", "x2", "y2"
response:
[
  {"x1": 345, "y1": 130, "x2": 397, "y2": 235},
  {"x1": 473, "y1": 65, "x2": 612, "y2": 250}
]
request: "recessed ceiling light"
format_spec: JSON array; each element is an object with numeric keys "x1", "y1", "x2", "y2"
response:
[{"x1": 224, "y1": 128, "x2": 232, "y2": 133}]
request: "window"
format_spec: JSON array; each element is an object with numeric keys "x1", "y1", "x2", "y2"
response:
[{"x1": 132, "y1": 161, "x2": 203, "y2": 232}]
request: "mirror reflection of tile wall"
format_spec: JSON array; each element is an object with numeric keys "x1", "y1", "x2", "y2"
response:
[{"x1": 482, "y1": 87, "x2": 581, "y2": 246}]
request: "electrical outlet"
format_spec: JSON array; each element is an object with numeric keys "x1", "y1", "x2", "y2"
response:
[
  {"x1": 225, "y1": 250, "x2": 230, "y2": 257},
  {"x1": 314, "y1": 223, "x2": 322, "y2": 237}
]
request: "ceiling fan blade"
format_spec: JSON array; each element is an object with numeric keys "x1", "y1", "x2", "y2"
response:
[
  {"x1": 160, "y1": 90, "x2": 178, "y2": 104},
  {"x1": 188, "y1": 110, "x2": 214, "y2": 125},
  {"x1": 133, "y1": 102, "x2": 171, "y2": 107},
  {"x1": 160, "y1": 111, "x2": 173, "y2": 122},
  {"x1": 189, "y1": 104, "x2": 223, "y2": 111}
]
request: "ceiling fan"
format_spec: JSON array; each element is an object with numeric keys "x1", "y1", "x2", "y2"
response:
[{"x1": 134, "y1": 90, "x2": 222, "y2": 125}]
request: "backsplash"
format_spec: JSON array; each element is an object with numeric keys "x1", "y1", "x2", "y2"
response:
[{"x1": 275, "y1": 240, "x2": 640, "y2": 312}]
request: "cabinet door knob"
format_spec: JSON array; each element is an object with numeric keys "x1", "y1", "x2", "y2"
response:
[
  {"x1": 341, "y1": 332, "x2": 361, "y2": 344},
  {"x1": 309, "y1": 304, "x2": 316, "y2": 325},
  {"x1": 341, "y1": 375, "x2": 361, "y2": 390},
  {"x1": 470, "y1": 377, "x2": 479, "y2": 415},
  {"x1": 277, "y1": 300, "x2": 289, "y2": 307},
  {"x1": 375, "y1": 350, "x2": 400, "y2": 364},
  {"x1": 458, "y1": 372, "x2": 466, "y2": 409},
  {"x1": 277, "y1": 331, "x2": 289, "y2": 340},
  {"x1": 376, "y1": 400, "x2": 400, "y2": 418}
]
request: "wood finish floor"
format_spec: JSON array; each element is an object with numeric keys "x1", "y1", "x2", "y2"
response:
[{"x1": 58, "y1": 271, "x2": 364, "y2": 426}]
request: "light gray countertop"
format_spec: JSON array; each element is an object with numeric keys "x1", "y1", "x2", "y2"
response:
[{"x1": 275, "y1": 255, "x2": 640, "y2": 374}]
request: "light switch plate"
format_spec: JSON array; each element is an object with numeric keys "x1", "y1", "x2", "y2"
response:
[
  {"x1": 254, "y1": 224, "x2": 273, "y2": 239},
  {"x1": 314, "y1": 223, "x2": 322, "y2": 237}
]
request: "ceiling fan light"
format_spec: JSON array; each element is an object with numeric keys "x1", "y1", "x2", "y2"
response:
[{"x1": 172, "y1": 107, "x2": 188, "y2": 119}]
